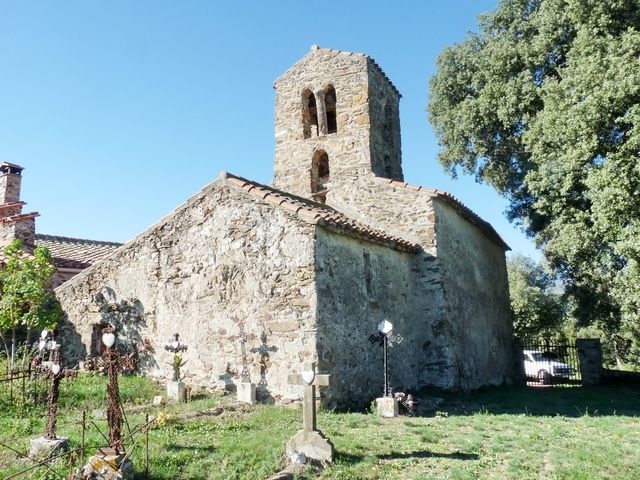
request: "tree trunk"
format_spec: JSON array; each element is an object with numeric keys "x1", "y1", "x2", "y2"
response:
[
  {"x1": 10, "y1": 327, "x2": 16, "y2": 372},
  {"x1": 0, "y1": 331, "x2": 9, "y2": 373},
  {"x1": 21, "y1": 326, "x2": 31, "y2": 369}
]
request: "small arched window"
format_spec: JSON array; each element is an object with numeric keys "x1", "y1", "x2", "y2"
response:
[
  {"x1": 383, "y1": 155, "x2": 392, "y2": 178},
  {"x1": 324, "y1": 85, "x2": 337, "y2": 134},
  {"x1": 302, "y1": 89, "x2": 319, "y2": 139},
  {"x1": 311, "y1": 150, "x2": 330, "y2": 203}
]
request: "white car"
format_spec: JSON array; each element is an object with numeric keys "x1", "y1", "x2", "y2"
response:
[{"x1": 523, "y1": 350, "x2": 576, "y2": 384}]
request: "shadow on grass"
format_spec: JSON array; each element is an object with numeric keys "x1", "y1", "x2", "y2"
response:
[
  {"x1": 336, "y1": 449, "x2": 478, "y2": 465},
  {"x1": 416, "y1": 384, "x2": 640, "y2": 418},
  {"x1": 165, "y1": 443, "x2": 216, "y2": 453}
]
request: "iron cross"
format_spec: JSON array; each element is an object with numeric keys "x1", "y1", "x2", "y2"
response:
[
  {"x1": 102, "y1": 326, "x2": 136, "y2": 453},
  {"x1": 288, "y1": 362, "x2": 330, "y2": 432},
  {"x1": 37, "y1": 339, "x2": 77, "y2": 440}
]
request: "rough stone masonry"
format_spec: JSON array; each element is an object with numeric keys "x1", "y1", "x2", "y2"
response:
[{"x1": 57, "y1": 45, "x2": 515, "y2": 408}]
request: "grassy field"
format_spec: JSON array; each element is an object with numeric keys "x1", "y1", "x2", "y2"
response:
[{"x1": 1, "y1": 374, "x2": 639, "y2": 479}]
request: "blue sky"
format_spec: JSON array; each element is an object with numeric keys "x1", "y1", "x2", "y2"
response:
[{"x1": 0, "y1": 0, "x2": 539, "y2": 259}]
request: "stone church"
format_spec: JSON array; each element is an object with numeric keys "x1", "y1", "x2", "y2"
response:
[{"x1": 53, "y1": 46, "x2": 514, "y2": 407}]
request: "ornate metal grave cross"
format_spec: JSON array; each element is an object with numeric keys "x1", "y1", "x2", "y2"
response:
[
  {"x1": 368, "y1": 320, "x2": 403, "y2": 397},
  {"x1": 164, "y1": 333, "x2": 188, "y2": 382},
  {"x1": 101, "y1": 326, "x2": 136, "y2": 453},
  {"x1": 238, "y1": 321, "x2": 251, "y2": 382},
  {"x1": 250, "y1": 332, "x2": 278, "y2": 387},
  {"x1": 287, "y1": 362, "x2": 330, "y2": 432},
  {"x1": 37, "y1": 331, "x2": 77, "y2": 440}
]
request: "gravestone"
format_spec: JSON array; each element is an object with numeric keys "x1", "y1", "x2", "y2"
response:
[{"x1": 286, "y1": 363, "x2": 334, "y2": 463}]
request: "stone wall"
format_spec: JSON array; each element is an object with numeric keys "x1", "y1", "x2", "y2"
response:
[
  {"x1": 56, "y1": 181, "x2": 318, "y2": 400},
  {"x1": 367, "y1": 62, "x2": 403, "y2": 181},
  {"x1": 0, "y1": 216, "x2": 36, "y2": 248},
  {"x1": 328, "y1": 175, "x2": 514, "y2": 389},
  {"x1": 314, "y1": 229, "x2": 433, "y2": 408},
  {"x1": 433, "y1": 199, "x2": 514, "y2": 389},
  {"x1": 328, "y1": 176, "x2": 458, "y2": 387}
]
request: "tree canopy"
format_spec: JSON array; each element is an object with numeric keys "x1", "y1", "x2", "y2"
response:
[
  {"x1": 429, "y1": 0, "x2": 640, "y2": 344},
  {"x1": 0, "y1": 240, "x2": 61, "y2": 368},
  {"x1": 507, "y1": 254, "x2": 565, "y2": 341}
]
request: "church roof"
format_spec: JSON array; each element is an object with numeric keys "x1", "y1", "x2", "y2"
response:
[
  {"x1": 376, "y1": 178, "x2": 511, "y2": 251},
  {"x1": 222, "y1": 172, "x2": 419, "y2": 253},
  {"x1": 35, "y1": 234, "x2": 123, "y2": 269}
]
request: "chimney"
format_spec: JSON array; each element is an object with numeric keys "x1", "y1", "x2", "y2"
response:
[
  {"x1": 0, "y1": 162, "x2": 24, "y2": 205},
  {"x1": 0, "y1": 162, "x2": 39, "y2": 250}
]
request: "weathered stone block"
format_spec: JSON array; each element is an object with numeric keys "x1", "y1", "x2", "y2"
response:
[
  {"x1": 166, "y1": 381, "x2": 186, "y2": 402},
  {"x1": 376, "y1": 396, "x2": 399, "y2": 418},
  {"x1": 29, "y1": 436, "x2": 69, "y2": 459},
  {"x1": 286, "y1": 429, "x2": 334, "y2": 463},
  {"x1": 237, "y1": 381, "x2": 256, "y2": 405},
  {"x1": 78, "y1": 449, "x2": 134, "y2": 480},
  {"x1": 577, "y1": 338, "x2": 603, "y2": 386}
]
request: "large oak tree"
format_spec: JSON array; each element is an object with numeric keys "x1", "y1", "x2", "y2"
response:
[{"x1": 429, "y1": 0, "x2": 640, "y2": 351}]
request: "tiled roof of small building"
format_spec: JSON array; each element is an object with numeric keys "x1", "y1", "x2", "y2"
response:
[
  {"x1": 222, "y1": 172, "x2": 419, "y2": 253},
  {"x1": 376, "y1": 178, "x2": 511, "y2": 251},
  {"x1": 35, "y1": 234, "x2": 123, "y2": 269}
]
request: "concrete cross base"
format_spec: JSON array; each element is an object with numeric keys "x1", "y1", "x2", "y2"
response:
[
  {"x1": 28, "y1": 436, "x2": 69, "y2": 459},
  {"x1": 286, "y1": 429, "x2": 334, "y2": 463},
  {"x1": 166, "y1": 381, "x2": 186, "y2": 402},
  {"x1": 77, "y1": 449, "x2": 134, "y2": 480},
  {"x1": 376, "y1": 397, "x2": 399, "y2": 418},
  {"x1": 237, "y1": 381, "x2": 256, "y2": 404}
]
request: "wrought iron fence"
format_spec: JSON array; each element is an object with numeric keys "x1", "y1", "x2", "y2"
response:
[
  {"x1": 520, "y1": 342, "x2": 582, "y2": 387},
  {"x1": 0, "y1": 409, "x2": 155, "y2": 479},
  {"x1": 0, "y1": 364, "x2": 50, "y2": 413}
]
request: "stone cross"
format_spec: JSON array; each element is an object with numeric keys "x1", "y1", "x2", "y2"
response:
[
  {"x1": 287, "y1": 362, "x2": 330, "y2": 432},
  {"x1": 286, "y1": 362, "x2": 334, "y2": 463}
]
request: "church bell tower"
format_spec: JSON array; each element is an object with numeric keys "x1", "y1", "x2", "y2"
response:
[{"x1": 272, "y1": 45, "x2": 403, "y2": 203}]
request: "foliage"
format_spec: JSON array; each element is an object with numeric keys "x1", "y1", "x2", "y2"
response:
[
  {"x1": 507, "y1": 254, "x2": 565, "y2": 341},
  {"x1": 2, "y1": 375, "x2": 640, "y2": 479},
  {"x1": 428, "y1": 0, "x2": 640, "y2": 359},
  {"x1": 168, "y1": 353, "x2": 187, "y2": 382},
  {"x1": 0, "y1": 240, "x2": 61, "y2": 368}
]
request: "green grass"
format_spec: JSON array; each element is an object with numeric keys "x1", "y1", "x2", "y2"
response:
[{"x1": 1, "y1": 374, "x2": 640, "y2": 479}]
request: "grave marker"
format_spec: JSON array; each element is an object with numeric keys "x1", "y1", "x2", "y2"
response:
[{"x1": 286, "y1": 362, "x2": 334, "y2": 463}]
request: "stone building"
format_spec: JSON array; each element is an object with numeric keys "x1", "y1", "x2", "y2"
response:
[
  {"x1": 0, "y1": 162, "x2": 120, "y2": 287},
  {"x1": 57, "y1": 46, "x2": 514, "y2": 407}
]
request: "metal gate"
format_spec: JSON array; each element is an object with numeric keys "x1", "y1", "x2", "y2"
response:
[{"x1": 521, "y1": 343, "x2": 582, "y2": 387}]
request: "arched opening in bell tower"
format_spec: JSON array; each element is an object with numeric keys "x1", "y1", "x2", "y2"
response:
[
  {"x1": 302, "y1": 89, "x2": 319, "y2": 139},
  {"x1": 311, "y1": 150, "x2": 330, "y2": 203},
  {"x1": 324, "y1": 85, "x2": 337, "y2": 134}
]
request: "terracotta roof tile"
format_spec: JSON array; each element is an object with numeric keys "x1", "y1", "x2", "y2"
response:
[
  {"x1": 0, "y1": 212, "x2": 40, "y2": 223},
  {"x1": 0, "y1": 201, "x2": 26, "y2": 212},
  {"x1": 223, "y1": 173, "x2": 419, "y2": 252},
  {"x1": 377, "y1": 178, "x2": 510, "y2": 250},
  {"x1": 34, "y1": 234, "x2": 123, "y2": 269}
]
